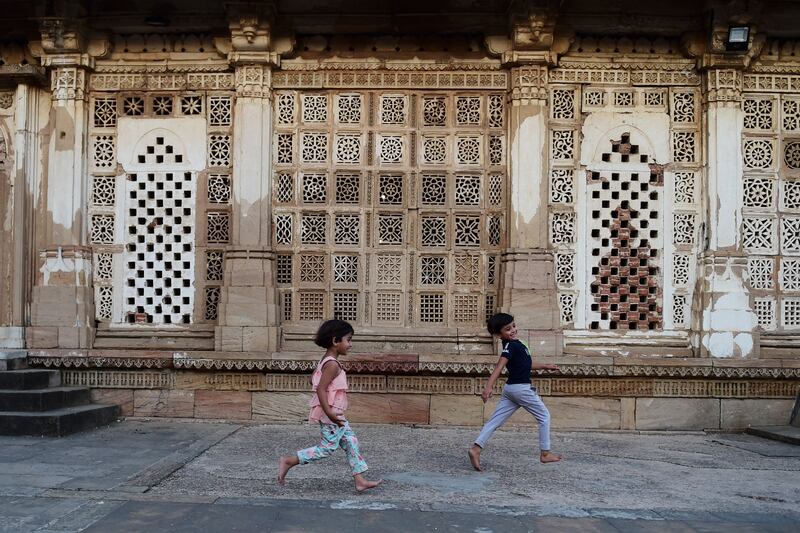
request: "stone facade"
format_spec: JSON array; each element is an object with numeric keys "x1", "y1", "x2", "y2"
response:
[{"x1": 1, "y1": 0, "x2": 799, "y2": 429}]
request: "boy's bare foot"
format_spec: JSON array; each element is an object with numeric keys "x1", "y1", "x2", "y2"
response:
[
  {"x1": 354, "y1": 475, "x2": 383, "y2": 492},
  {"x1": 277, "y1": 455, "x2": 298, "y2": 485},
  {"x1": 468, "y1": 444, "x2": 483, "y2": 471},
  {"x1": 540, "y1": 451, "x2": 562, "y2": 463}
]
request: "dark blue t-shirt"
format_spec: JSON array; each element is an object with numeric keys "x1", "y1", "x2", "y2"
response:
[{"x1": 501, "y1": 339, "x2": 532, "y2": 384}]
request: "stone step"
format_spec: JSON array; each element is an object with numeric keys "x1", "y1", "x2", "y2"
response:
[
  {"x1": 0, "y1": 404, "x2": 119, "y2": 436},
  {"x1": 0, "y1": 351, "x2": 27, "y2": 371},
  {"x1": 94, "y1": 326, "x2": 214, "y2": 350},
  {"x1": 0, "y1": 387, "x2": 91, "y2": 412},
  {"x1": 0, "y1": 369, "x2": 61, "y2": 390},
  {"x1": 746, "y1": 426, "x2": 800, "y2": 446}
]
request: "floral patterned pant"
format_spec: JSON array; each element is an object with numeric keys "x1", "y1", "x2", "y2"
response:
[{"x1": 296, "y1": 421, "x2": 368, "y2": 475}]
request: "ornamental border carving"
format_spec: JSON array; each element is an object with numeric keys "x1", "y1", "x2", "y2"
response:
[
  {"x1": 549, "y1": 68, "x2": 699, "y2": 86},
  {"x1": 90, "y1": 72, "x2": 235, "y2": 91},
  {"x1": 743, "y1": 73, "x2": 800, "y2": 93},
  {"x1": 56, "y1": 369, "x2": 800, "y2": 399},
  {"x1": 271, "y1": 70, "x2": 508, "y2": 90}
]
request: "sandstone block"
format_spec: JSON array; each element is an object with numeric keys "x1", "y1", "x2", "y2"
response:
[
  {"x1": 252, "y1": 392, "x2": 311, "y2": 422},
  {"x1": 430, "y1": 395, "x2": 482, "y2": 426},
  {"x1": 225, "y1": 286, "x2": 267, "y2": 305},
  {"x1": 26, "y1": 327, "x2": 58, "y2": 348},
  {"x1": 219, "y1": 326, "x2": 243, "y2": 351},
  {"x1": 620, "y1": 397, "x2": 636, "y2": 430},
  {"x1": 133, "y1": 389, "x2": 194, "y2": 417},
  {"x1": 195, "y1": 390, "x2": 251, "y2": 419},
  {"x1": 91, "y1": 389, "x2": 134, "y2": 416},
  {"x1": 223, "y1": 303, "x2": 270, "y2": 327},
  {"x1": 547, "y1": 397, "x2": 621, "y2": 429},
  {"x1": 243, "y1": 326, "x2": 276, "y2": 352},
  {"x1": 347, "y1": 393, "x2": 430, "y2": 424},
  {"x1": 720, "y1": 399, "x2": 795, "y2": 429},
  {"x1": 636, "y1": 398, "x2": 720, "y2": 430},
  {"x1": 58, "y1": 327, "x2": 79, "y2": 349}
]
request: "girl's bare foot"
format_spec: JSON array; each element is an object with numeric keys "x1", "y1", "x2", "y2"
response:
[
  {"x1": 468, "y1": 445, "x2": 483, "y2": 471},
  {"x1": 540, "y1": 451, "x2": 562, "y2": 463},
  {"x1": 277, "y1": 455, "x2": 299, "y2": 485},
  {"x1": 354, "y1": 474, "x2": 383, "y2": 492}
]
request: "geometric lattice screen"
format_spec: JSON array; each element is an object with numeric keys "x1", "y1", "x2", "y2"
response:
[
  {"x1": 123, "y1": 143, "x2": 196, "y2": 324},
  {"x1": 273, "y1": 90, "x2": 506, "y2": 328}
]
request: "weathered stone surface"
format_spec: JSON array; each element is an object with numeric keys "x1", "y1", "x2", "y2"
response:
[
  {"x1": 547, "y1": 397, "x2": 621, "y2": 429},
  {"x1": 26, "y1": 327, "x2": 59, "y2": 348},
  {"x1": 91, "y1": 388, "x2": 134, "y2": 416},
  {"x1": 133, "y1": 390, "x2": 195, "y2": 418},
  {"x1": 620, "y1": 397, "x2": 636, "y2": 430},
  {"x1": 252, "y1": 392, "x2": 311, "y2": 423},
  {"x1": 347, "y1": 393, "x2": 430, "y2": 424},
  {"x1": 636, "y1": 398, "x2": 720, "y2": 430},
  {"x1": 430, "y1": 395, "x2": 482, "y2": 425},
  {"x1": 720, "y1": 399, "x2": 795, "y2": 429},
  {"x1": 218, "y1": 326, "x2": 243, "y2": 351},
  {"x1": 195, "y1": 390, "x2": 251, "y2": 420}
]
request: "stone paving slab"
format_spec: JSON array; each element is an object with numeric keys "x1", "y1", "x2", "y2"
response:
[{"x1": 0, "y1": 419, "x2": 799, "y2": 532}]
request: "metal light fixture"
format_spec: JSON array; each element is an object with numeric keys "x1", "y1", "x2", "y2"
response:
[{"x1": 726, "y1": 25, "x2": 750, "y2": 52}]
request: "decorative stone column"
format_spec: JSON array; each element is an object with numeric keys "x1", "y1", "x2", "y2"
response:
[
  {"x1": 696, "y1": 68, "x2": 758, "y2": 357},
  {"x1": 28, "y1": 26, "x2": 96, "y2": 349},
  {"x1": 501, "y1": 63, "x2": 561, "y2": 356},
  {"x1": 215, "y1": 11, "x2": 285, "y2": 354}
]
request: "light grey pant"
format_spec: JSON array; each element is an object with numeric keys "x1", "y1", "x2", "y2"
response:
[{"x1": 474, "y1": 383, "x2": 551, "y2": 451}]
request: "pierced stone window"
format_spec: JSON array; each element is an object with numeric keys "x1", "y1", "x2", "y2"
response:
[
  {"x1": 551, "y1": 212, "x2": 575, "y2": 245},
  {"x1": 551, "y1": 89, "x2": 575, "y2": 120},
  {"x1": 91, "y1": 214, "x2": 115, "y2": 244},
  {"x1": 583, "y1": 89, "x2": 606, "y2": 108},
  {"x1": 421, "y1": 216, "x2": 447, "y2": 247},
  {"x1": 208, "y1": 135, "x2": 231, "y2": 167},
  {"x1": 673, "y1": 172, "x2": 696, "y2": 204},
  {"x1": 782, "y1": 298, "x2": 800, "y2": 328},
  {"x1": 422, "y1": 136, "x2": 447, "y2": 164},
  {"x1": 301, "y1": 133, "x2": 328, "y2": 163},
  {"x1": 487, "y1": 255, "x2": 497, "y2": 285},
  {"x1": 95, "y1": 253, "x2": 114, "y2": 280},
  {"x1": 379, "y1": 136, "x2": 403, "y2": 163},
  {"x1": 206, "y1": 212, "x2": 230, "y2": 244},
  {"x1": 300, "y1": 254, "x2": 325, "y2": 283},
  {"x1": 555, "y1": 253, "x2": 575, "y2": 286},
  {"x1": 489, "y1": 136, "x2": 503, "y2": 165},
  {"x1": 783, "y1": 99, "x2": 800, "y2": 131},
  {"x1": 780, "y1": 258, "x2": 800, "y2": 290},
  {"x1": 276, "y1": 133, "x2": 293, "y2": 164},
  {"x1": 673, "y1": 213, "x2": 696, "y2": 245},
  {"x1": 333, "y1": 255, "x2": 359, "y2": 284},
  {"x1": 421, "y1": 174, "x2": 447, "y2": 205},
  {"x1": 207, "y1": 174, "x2": 231, "y2": 204},
  {"x1": 204, "y1": 287, "x2": 220, "y2": 320},
  {"x1": 551, "y1": 130, "x2": 574, "y2": 160},
  {"x1": 206, "y1": 250, "x2": 224, "y2": 281},
  {"x1": 672, "y1": 131, "x2": 696, "y2": 163},
  {"x1": 419, "y1": 293, "x2": 444, "y2": 323},
  {"x1": 673, "y1": 255, "x2": 691, "y2": 285},
  {"x1": 277, "y1": 93, "x2": 296, "y2": 125},
  {"x1": 781, "y1": 217, "x2": 800, "y2": 253},
  {"x1": 423, "y1": 97, "x2": 446, "y2": 127},
  {"x1": 742, "y1": 217, "x2": 776, "y2": 252},
  {"x1": 456, "y1": 136, "x2": 481, "y2": 165},
  {"x1": 754, "y1": 298, "x2": 776, "y2": 330},
  {"x1": 276, "y1": 172, "x2": 294, "y2": 203},
  {"x1": 643, "y1": 90, "x2": 666, "y2": 108},
  {"x1": 281, "y1": 293, "x2": 292, "y2": 322},
  {"x1": 152, "y1": 95, "x2": 173, "y2": 116},
  {"x1": 381, "y1": 95, "x2": 406, "y2": 125},
  {"x1": 456, "y1": 96, "x2": 481, "y2": 125},
  {"x1": 376, "y1": 292, "x2": 402, "y2": 322},
  {"x1": 337, "y1": 94, "x2": 362, "y2": 124},
  {"x1": 94, "y1": 97, "x2": 117, "y2": 127},
  {"x1": 671, "y1": 91, "x2": 695, "y2": 123},
  {"x1": 333, "y1": 292, "x2": 358, "y2": 321},
  {"x1": 92, "y1": 135, "x2": 116, "y2": 169},
  {"x1": 559, "y1": 293, "x2": 576, "y2": 324},
  {"x1": 487, "y1": 216, "x2": 502, "y2": 246},
  {"x1": 376, "y1": 255, "x2": 402, "y2": 285},
  {"x1": 276, "y1": 254, "x2": 293, "y2": 285},
  {"x1": 92, "y1": 176, "x2": 116, "y2": 206},
  {"x1": 743, "y1": 138, "x2": 774, "y2": 169},
  {"x1": 744, "y1": 97, "x2": 774, "y2": 131},
  {"x1": 673, "y1": 294, "x2": 687, "y2": 327},
  {"x1": 453, "y1": 294, "x2": 479, "y2": 323},
  {"x1": 748, "y1": 257, "x2": 774, "y2": 289},
  {"x1": 334, "y1": 215, "x2": 360, "y2": 245},
  {"x1": 488, "y1": 94, "x2": 504, "y2": 128},
  {"x1": 302, "y1": 173, "x2": 327, "y2": 204},
  {"x1": 550, "y1": 169, "x2": 573, "y2": 204},
  {"x1": 301, "y1": 214, "x2": 327, "y2": 244},
  {"x1": 335, "y1": 174, "x2": 360, "y2": 204},
  {"x1": 302, "y1": 94, "x2": 328, "y2": 123},
  {"x1": 180, "y1": 95, "x2": 203, "y2": 115},
  {"x1": 379, "y1": 174, "x2": 404, "y2": 205},
  {"x1": 208, "y1": 96, "x2": 232, "y2": 126},
  {"x1": 613, "y1": 91, "x2": 633, "y2": 107},
  {"x1": 454, "y1": 255, "x2": 480, "y2": 284},
  {"x1": 782, "y1": 180, "x2": 800, "y2": 210},
  {"x1": 784, "y1": 141, "x2": 800, "y2": 170},
  {"x1": 488, "y1": 174, "x2": 503, "y2": 206},
  {"x1": 420, "y1": 256, "x2": 446, "y2": 285},
  {"x1": 335, "y1": 134, "x2": 361, "y2": 164},
  {"x1": 454, "y1": 216, "x2": 480, "y2": 247},
  {"x1": 454, "y1": 175, "x2": 481, "y2": 206},
  {"x1": 378, "y1": 214, "x2": 403, "y2": 245},
  {"x1": 122, "y1": 96, "x2": 144, "y2": 116},
  {"x1": 743, "y1": 177, "x2": 775, "y2": 208},
  {"x1": 299, "y1": 291, "x2": 324, "y2": 321},
  {"x1": 96, "y1": 286, "x2": 113, "y2": 320},
  {"x1": 275, "y1": 214, "x2": 293, "y2": 245}
]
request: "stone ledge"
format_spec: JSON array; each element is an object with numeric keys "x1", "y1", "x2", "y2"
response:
[{"x1": 25, "y1": 350, "x2": 800, "y2": 379}]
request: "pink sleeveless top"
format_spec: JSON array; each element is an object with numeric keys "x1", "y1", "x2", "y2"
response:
[{"x1": 308, "y1": 355, "x2": 349, "y2": 424}]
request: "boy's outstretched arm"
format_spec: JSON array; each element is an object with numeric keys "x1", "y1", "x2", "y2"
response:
[
  {"x1": 481, "y1": 356, "x2": 508, "y2": 403},
  {"x1": 531, "y1": 362, "x2": 559, "y2": 371}
]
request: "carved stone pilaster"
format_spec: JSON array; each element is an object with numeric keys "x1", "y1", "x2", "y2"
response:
[
  {"x1": 510, "y1": 64, "x2": 548, "y2": 106},
  {"x1": 704, "y1": 68, "x2": 743, "y2": 107},
  {"x1": 235, "y1": 64, "x2": 272, "y2": 99},
  {"x1": 50, "y1": 66, "x2": 87, "y2": 101}
]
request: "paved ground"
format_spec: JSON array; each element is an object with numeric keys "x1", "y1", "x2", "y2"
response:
[{"x1": 1, "y1": 419, "x2": 799, "y2": 532}]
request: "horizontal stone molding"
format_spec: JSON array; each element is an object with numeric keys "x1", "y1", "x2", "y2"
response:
[
  {"x1": 548, "y1": 68, "x2": 699, "y2": 86},
  {"x1": 89, "y1": 72, "x2": 235, "y2": 91},
  {"x1": 271, "y1": 70, "x2": 509, "y2": 90},
  {"x1": 62, "y1": 370, "x2": 174, "y2": 388}
]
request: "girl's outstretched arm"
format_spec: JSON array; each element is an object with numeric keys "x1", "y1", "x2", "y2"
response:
[
  {"x1": 316, "y1": 361, "x2": 345, "y2": 426},
  {"x1": 482, "y1": 356, "x2": 508, "y2": 403}
]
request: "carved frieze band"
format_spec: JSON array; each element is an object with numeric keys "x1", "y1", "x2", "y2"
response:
[
  {"x1": 28, "y1": 355, "x2": 171, "y2": 369},
  {"x1": 549, "y1": 68, "x2": 699, "y2": 87},
  {"x1": 55, "y1": 369, "x2": 799, "y2": 398},
  {"x1": 271, "y1": 70, "x2": 508, "y2": 90},
  {"x1": 743, "y1": 73, "x2": 800, "y2": 93},
  {"x1": 89, "y1": 72, "x2": 235, "y2": 91}
]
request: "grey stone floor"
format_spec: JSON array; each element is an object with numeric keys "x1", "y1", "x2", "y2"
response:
[{"x1": 1, "y1": 419, "x2": 799, "y2": 532}]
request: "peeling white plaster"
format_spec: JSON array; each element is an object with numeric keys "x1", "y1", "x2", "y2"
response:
[
  {"x1": 706, "y1": 105, "x2": 744, "y2": 250},
  {"x1": 580, "y1": 112, "x2": 670, "y2": 167},
  {"x1": 38, "y1": 247, "x2": 91, "y2": 286},
  {"x1": 510, "y1": 114, "x2": 541, "y2": 224},
  {"x1": 118, "y1": 117, "x2": 207, "y2": 172},
  {"x1": 701, "y1": 260, "x2": 757, "y2": 358}
]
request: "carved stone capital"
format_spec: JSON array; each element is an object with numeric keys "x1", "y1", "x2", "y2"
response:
[
  {"x1": 510, "y1": 65, "x2": 548, "y2": 104},
  {"x1": 235, "y1": 64, "x2": 272, "y2": 98},
  {"x1": 50, "y1": 66, "x2": 88, "y2": 101},
  {"x1": 511, "y1": 11, "x2": 556, "y2": 51},
  {"x1": 704, "y1": 68, "x2": 743, "y2": 106},
  {"x1": 39, "y1": 17, "x2": 87, "y2": 55},
  {"x1": 229, "y1": 12, "x2": 273, "y2": 53}
]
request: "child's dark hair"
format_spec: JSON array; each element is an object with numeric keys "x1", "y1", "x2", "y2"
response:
[
  {"x1": 487, "y1": 313, "x2": 514, "y2": 335},
  {"x1": 314, "y1": 319, "x2": 355, "y2": 348}
]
